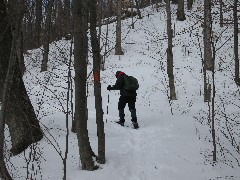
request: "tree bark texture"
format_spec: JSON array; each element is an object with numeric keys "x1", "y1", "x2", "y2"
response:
[
  {"x1": 131, "y1": 0, "x2": 134, "y2": 29},
  {"x1": 140, "y1": 0, "x2": 151, "y2": 7},
  {"x1": 166, "y1": 0, "x2": 176, "y2": 100},
  {"x1": 55, "y1": 0, "x2": 63, "y2": 40},
  {"x1": 234, "y1": 0, "x2": 239, "y2": 85},
  {"x1": 89, "y1": 0, "x2": 106, "y2": 164},
  {"x1": 187, "y1": 0, "x2": 193, "y2": 10},
  {"x1": 219, "y1": 0, "x2": 223, "y2": 27},
  {"x1": 211, "y1": 38, "x2": 217, "y2": 162},
  {"x1": 0, "y1": 1, "x2": 14, "y2": 179},
  {"x1": 97, "y1": 0, "x2": 103, "y2": 41},
  {"x1": 171, "y1": 0, "x2": 178, "y2": 4},
  {"x1": 73, "y1": 0, "x2": 95, "y2": 170},
  {"x1": 0, "y1": 0, "x2": 43, "y2": 157},
  {"x1": 35, "y1": 0, "x2": 42, "y2": 46},
  {"x1": 17, "y1": 26, "x2": 26, "y2": 77},
  {"x1": 115, "y1": 0, "x2": 124, "y2": 55},
  {"x1": 177, "y1": 0, "x2": 186, "y2": 21},
  {"x1": 6, "y1": 61, "x2": 43, "y2": 155},
  {"x1": 204, "y1": 0, "x2": 213, "y2": 71},
  {"x1": 135, "y1": 0, "x2": 142, "y2": 19},
  {"x1": 108, "y1": 0, "x2": 115, "y2": 17},
  {"x1": 23, "y1": 1, "x2": 36, "y2": 50},
  {"x1": 63, "y1": 0, "x2": 71, "y2": 36},
  {"x1": 41, "y1": 0, "x2": 53, "y2": 72}
]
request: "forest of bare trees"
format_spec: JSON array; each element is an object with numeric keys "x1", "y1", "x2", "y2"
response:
[{"x1": 0, "y1": 0, "x2": 239, "y2": 179}]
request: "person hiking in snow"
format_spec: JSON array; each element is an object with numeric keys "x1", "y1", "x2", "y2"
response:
[{"x1": 107, "y1": 71, "x2": 139, "y2": 129}]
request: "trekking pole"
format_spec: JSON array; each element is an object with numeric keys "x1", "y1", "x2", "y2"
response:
[{"x1": 106, "y1": 93, "x2": 109, "y2": 123}]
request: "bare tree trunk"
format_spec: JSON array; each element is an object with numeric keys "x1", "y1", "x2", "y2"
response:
[
  {"x1": 203, "y1": 69, "x2": 210, "y2": 102},
  {"x1": 62, "y1": 0, "x2": 72, "y2": 36},
  {"x1": 171, "y1": 0, "x2": 178, "y2": 4},
  {"x1": 73, "y1": 0, "x2": 96, "y2": 170},
  {"x1": 1, "y1": 0, "x2": 43, "y2": 163},
  {"x1": 109, "y1": 0, "x2": 115, "y2": 17},
  {"x1": 145, "y1": 0, "x2": 151, "y2": 6},
  {"x1": 35, "y1": 0, "x2": 42, "y2": 46},
  {"x1": 6, "y1": 58, "x2": 43, "y2": 156},
  {"x1": 41, "y1": 0, "x2": 53, "y2": 72},
  {"x1": 219, "y1": 0, "x2": 223, "y2": 27},
  {"x1": 135, "y1": 0, "x2": 142, "y2": 19},
  {"x1": 15, "y1": 0, "x2": 25, "y2": 75},
  {"x1": 101, "y1": 0, "x2": 111, "y2": 71},
  {"x1": 234, "y1": 0, "x2": 239, "y2": 85},
  {"x1": 131, "y1": 0, "x2": 134, "y2": 29},
  {"x1": 211, "y1": 37, "x2": 217, "y2": 162},
  {"x1": 22, "y1": 2, "x2": 35, "y2": 50},
  {"x1": 0, "y1": 1, "x2": 14, "y2": 178},
  {"x1": 55, "y1": 0, "x2": 63, "y2": 40},
  {"x1": 17, "y1": 24, "x2": 26, "y2": 76},
  {"x1": 187, "y1": 0, "x2": 193, "y2": 10},
  {"x1": 139, "y1": 0, "x2": 144, "y2": 8},
  {"x1": 63, "y1": 0, "x2": 71, "y2": 36},
  {"x1": 177, "y1": 0, "x2": 186, "y2": 21},
  {"x1": 203, "y1": 0, "x2": 212, "y2": 102},
  {"x1": 115, "y1": 0, "x2": 124, "y2": 55},
  {"x1": 89, "y1": 0, "x2": 106, "y2": 164},
  {"x1": 166, "y1": 0, "x2": 176, "y2": 100},
  {"x1": 98, "y1": 0, "x2": 103, "y2": 41},
  {"x1": 203, "y1": 0, "x2": 213, "y2": 71}
]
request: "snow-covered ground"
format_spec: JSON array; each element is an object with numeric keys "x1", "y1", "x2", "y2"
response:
[{"x1": 4, "y1": 1, "x2": 240, "y2": 180}]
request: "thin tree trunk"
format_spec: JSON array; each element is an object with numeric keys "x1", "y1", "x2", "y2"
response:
[
  {"x1": 203, "y1": 69, "x2": 212, "y2": 102},
  {"x1": 101, "y1": 0, "x2": 111, "y2": 71},
  {"x1": 55, "y1": 0, "x2": 63, "y2": 40},
  {"x1": 187, "y1": 0, "x2": 193, "y2": 10},
  {"x1": 177, "y1": 0, "x2": 186, "y2": 21},
  {"x1": 211, "y1": 37, "x2": 217, "y2": 162},
  {"x1": 109, "y1": 0, "x2": 115, "y2": 17},
  {"x1": 203, "y1": 0, "x2": 212, "y2": 102},
  {"x1": 41, "y1": 0, "x2": 53, "y2": 72},
  {"x1": 89, "y1": 0, "x2": 105, "y2": 164},
  {"x1": 166, "y1": 0, "x2": 176, "y2": 100},
  {"x1": 35, "y1": 0, "x2": 42, "y2": 46},
  {"x1": 73, "y1": 0, "x2": 95, "y2": 170},
  {"x1": 234, "y1": 0, "x2": 239, "y2": 85},
  {"x1": 140, "y1": 0, "x2": 144, "y2": 8},
  {"x1": 219, "y1": 0, "x2": 223, "y2": 27},
  {"x1": 131, "y1": 0, "x2": 134, "y2": 29},
  {"x1": 146, "y1": 0, "x2": 151, "y2": 6},
  {"x1": 98, "y1": 0, "x2": 103, "y2": 41},
  {"x1": 204, "y1": 0, "x2": 213, "y2": 71},
  {"x1": 135, "y1": 0, "x2": 142, "y2": 19},
  {"x1": 171, "y1": 0, "x2": 178, "y2": 4},
  {"x1": 63, "y1": 0, "x2": 71, "y2": 36},
  {"x1": 115, "y1": 0, "x2": 124, "y2": 55}
]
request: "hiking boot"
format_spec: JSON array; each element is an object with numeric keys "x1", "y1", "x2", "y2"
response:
[
  {"x1": 116, "y1": 120, "x2": 125, "y2": 126},
  {"x1": 132, "y1": 122, "x2": 139, "y2": 129}
]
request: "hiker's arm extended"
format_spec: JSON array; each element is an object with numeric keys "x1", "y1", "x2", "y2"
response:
[{"x1": 109, "y1": 76, "x2": 124, "y2": 90}]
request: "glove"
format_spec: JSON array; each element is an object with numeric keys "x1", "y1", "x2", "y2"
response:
[{"x1": 107, "y1": 85, "x2": 112, "y2": 91}]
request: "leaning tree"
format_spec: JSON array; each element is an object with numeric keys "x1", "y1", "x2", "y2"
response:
[{"x1": 0, "y1": 0, "x2": 43, "y2": 179}]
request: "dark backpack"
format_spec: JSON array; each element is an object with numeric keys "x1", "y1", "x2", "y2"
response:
[{"x1": 123, "y1": 75, "x2": 139, "y2": 91}]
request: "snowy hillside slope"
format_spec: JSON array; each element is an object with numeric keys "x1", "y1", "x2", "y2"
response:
[{"x1": 4, "y1": 1, "x2": 240, "y2": 180}]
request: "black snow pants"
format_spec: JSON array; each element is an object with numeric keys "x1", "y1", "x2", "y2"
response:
[{"x1": 118, "y1": 96, "x2": 137, "y2": 123}]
